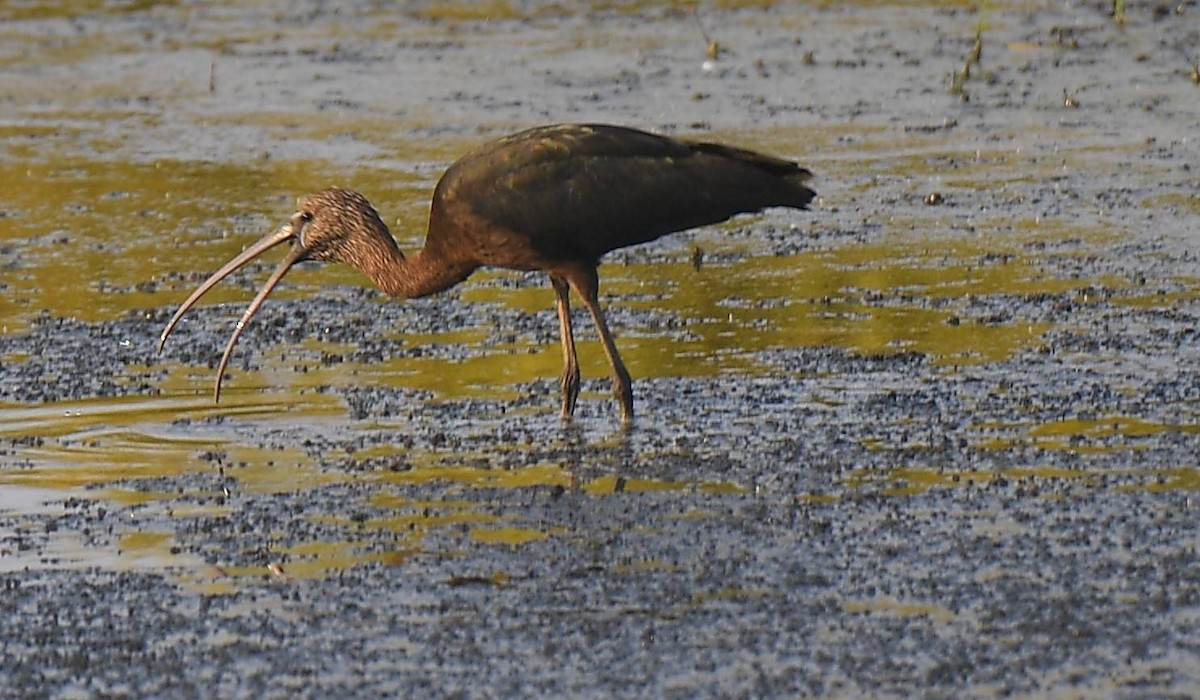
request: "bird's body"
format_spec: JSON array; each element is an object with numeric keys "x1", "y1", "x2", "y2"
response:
[{"x1": 158, "y1": 124, "x2": 815, "y2": 422}]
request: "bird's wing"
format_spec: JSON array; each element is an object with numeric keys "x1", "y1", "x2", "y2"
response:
[{"x1": 433, "y1": 124, "x2": 812, "y2": 263}]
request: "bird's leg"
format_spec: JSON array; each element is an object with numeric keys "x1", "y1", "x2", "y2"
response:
[
  {"x1": 568, "y1": 267, "x2": 634, "y2": 423},
  {"x1": 550, "y1": 274, "x2": 581, "y2": 420}
]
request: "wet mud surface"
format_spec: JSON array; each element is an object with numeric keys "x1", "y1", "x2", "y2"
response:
[{"x1": 3, "y1": 1, "x2": 1200, "y2": 697}]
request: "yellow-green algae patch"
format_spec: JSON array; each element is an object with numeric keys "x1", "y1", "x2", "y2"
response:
[
  {"x1": 377, "y1": 462, "x2": 574, "y2": 490},
  {"x1": 842, "y1": 597, "x2": 957, "y2": 623},
  {"x1": 469, "y1": 527, "x2": 551, "y2": 546},
  {"x1": 845, "y1": 463, "x2": 1200, "y2": 497},
  {"x1": 974, "y1": 415, "x2": 1200, "y2": 453},
  {"x1": 1030, "y1": 416, "x2": 1200, "y2": 441}
]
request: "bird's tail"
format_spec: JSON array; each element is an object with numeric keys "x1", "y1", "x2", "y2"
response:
[
  {"x1": 690, "y1": 140, "x2": 816, "y2": 209},
  {"x1": 781, "y1": 168, "x2": 816, "y2": 209}
]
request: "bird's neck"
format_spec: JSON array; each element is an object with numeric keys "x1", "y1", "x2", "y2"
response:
[{"x1": 360, "y1": 244, "x2": 473, "y2": 300}]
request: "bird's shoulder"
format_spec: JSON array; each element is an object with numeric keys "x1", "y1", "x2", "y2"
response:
[
  {"x1": 486, "y1": 123, "x2": 689, "y2": 161},
  {"x1": 439, "y1": 124, "x2": 691, "y2": 192}
]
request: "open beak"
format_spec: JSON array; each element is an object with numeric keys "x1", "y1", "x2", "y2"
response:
[{"x1": 157, "y1": 222, "x2": 307, "y2": 403}]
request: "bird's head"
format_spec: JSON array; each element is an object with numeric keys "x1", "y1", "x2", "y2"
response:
[
  {"x1": 290, "y1": 187, "x2": 396, "y2": 265},
  {"x1": 156, "y1": 187, "x2": 396, "y2": 402}
]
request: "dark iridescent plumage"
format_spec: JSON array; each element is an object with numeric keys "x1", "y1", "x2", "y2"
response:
[{"x1": 158, "y1": 124, "x2": 816, "y2": 422}]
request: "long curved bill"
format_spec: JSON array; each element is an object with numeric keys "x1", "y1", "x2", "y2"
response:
[{"x1": 157, "y1": 224, "x2": 305, "y2": 403}]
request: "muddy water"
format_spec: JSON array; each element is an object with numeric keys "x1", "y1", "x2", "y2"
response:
[{"x1": 2, "y1": 1, "x2": 1200, "y2": 697}]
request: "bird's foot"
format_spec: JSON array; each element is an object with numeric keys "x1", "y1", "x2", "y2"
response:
[
  {"x1": 559, "y1": 370, "x2": 580, "y2": 420},
  {"x1": 614, "y1": 381, "x2": 633, "y2": 424}
]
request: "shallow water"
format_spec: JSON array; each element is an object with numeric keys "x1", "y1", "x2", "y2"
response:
[{"x1": 2, "y1": 1, "x2": 1200, "y2": 697}]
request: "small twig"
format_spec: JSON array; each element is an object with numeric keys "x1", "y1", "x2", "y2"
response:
[{"x1": 691, "y1": 4, "x2": 721, "y2": 61}]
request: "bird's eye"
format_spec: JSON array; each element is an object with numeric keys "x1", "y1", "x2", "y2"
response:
[{"x1": 299, "y1": 211, "x2": 314, "y2": 223}]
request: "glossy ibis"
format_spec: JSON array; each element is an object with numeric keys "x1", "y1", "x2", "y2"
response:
[{"x1": 158, "y1": 123, "x2": 815, "y2": 422}]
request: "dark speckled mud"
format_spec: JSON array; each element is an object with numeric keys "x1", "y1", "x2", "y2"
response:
[{"x1": 2, "y1": 1, "x2": 1200, "y2": 698}]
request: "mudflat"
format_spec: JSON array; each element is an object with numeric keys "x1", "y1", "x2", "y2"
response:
[{"x1": 1, "y1": 2, "x2": 1198, "y2": 697}]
